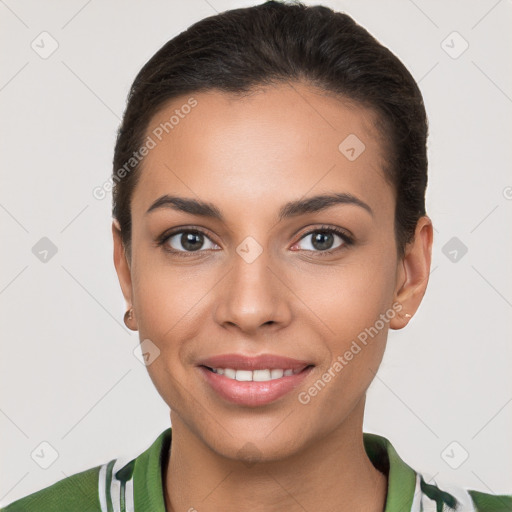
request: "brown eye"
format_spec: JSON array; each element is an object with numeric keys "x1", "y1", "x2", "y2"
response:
[
  {"x1": 307, "y1": 231, "x2": 337, "y2": 251},
  {"x1": 293, "y1": 226, "x2": 353, "y2": 255},
  {"x1": 162, "y1": 229, "x2": 219, "y2": 253}
]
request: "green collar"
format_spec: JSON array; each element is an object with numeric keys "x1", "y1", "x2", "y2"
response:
[
  {"x1": 132, "y1": 428, "x2": 417, "y2": 512},
  {"x1": 363, "y1": 432, "x2": 418, "y2": 511}
]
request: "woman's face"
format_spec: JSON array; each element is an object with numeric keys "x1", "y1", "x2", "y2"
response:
[{"x1": 114, "y1": 82, "x2": 427, "y2": 461}]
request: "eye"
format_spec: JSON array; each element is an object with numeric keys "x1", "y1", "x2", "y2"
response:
[
  {"x1": 292, "y1": 226, "x2": 353, "y2": 255},
  {"x1": 157, "y1": 228, "x2": 219, "y2": 255},
  {"x1": 156, "y1": 225, "x2": 353, "y2": 257}
]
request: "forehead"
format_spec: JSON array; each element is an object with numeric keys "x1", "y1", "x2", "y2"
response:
[{"x1": 132, "y1": 82, "x2": 393, "y2": 220}]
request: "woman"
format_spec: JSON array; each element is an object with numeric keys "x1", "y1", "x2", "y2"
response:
[{"x1": 2, "y1": 2, "x2": 510, "y2": 511}]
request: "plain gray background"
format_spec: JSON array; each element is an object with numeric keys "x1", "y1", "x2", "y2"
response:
[{"x1": 1, "y1": 0, "x2": 511, "y2": 506}]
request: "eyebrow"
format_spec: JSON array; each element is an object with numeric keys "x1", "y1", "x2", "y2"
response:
[{"x1": 145, "y1": 192, "x2": 373, "y2": 221}]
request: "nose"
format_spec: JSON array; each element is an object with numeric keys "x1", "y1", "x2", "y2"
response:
[{"x1": 213, "y1": 244, "x2": 292, "y2": 334}]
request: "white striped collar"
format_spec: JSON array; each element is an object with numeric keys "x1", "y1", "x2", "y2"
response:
[{"x1": 97, "y1": 429, "x2": 479, "y2": 512}]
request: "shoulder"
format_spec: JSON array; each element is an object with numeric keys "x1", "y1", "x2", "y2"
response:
[
  {"x1": 0, "y1": 457, "x2": 138, "y2": 512},
  {"x1": 0, "y1": 465, "x2": 103, "y2": 512},
  {"x1": 466, "y1": 489, "x2": 512, "y2": 512},
  {"x1": 416, "y1": 474, "x2": 512, "y2": 512},
  {"x1": 0, "y1": 428, "x2": 170, "y2": 512},
  {"x1": 363, "y1": 432, "x2": 512, "y2": 512}
]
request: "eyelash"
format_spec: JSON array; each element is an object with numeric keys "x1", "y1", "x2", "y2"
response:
[{"x1": 155, "y1": 225, "x2": 354, "y2": 258}]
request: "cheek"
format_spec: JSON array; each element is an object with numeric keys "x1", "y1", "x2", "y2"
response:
[
  {"x1": 130, "y1": 244, "x2": 211, "y2": 344},
  {"x1": 130, "y1": 259, "x2": 203, "y2": 412},
  {"x1": 129, "y1": 257, "x2": 207, "y2": 408},
  {"x1": 292, "y1": 250, "x2": 397, "y2": 346},
  {"x1": 296, "y1": 279, "x2": 394, "y2": 422},
  {"x1": 291, "y1": 248, "x2": 397, "y2": 401}
]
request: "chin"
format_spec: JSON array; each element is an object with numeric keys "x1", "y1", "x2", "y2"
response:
[{"x1": 201, "y1": 423, "x2": 307, "y2": 464}]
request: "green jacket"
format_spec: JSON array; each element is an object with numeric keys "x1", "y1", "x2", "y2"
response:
[{"x1": 1, "y1": 428, "x2": 511, "y2": 511}]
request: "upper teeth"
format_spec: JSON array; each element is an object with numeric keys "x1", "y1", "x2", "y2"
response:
[{"x1": 211, "y1": 368, "x2": 298, "y2": 381}]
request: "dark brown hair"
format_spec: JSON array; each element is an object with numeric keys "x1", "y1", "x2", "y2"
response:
[{"x1": 112, "y1": 0, "x2": 428, "y2": 259}]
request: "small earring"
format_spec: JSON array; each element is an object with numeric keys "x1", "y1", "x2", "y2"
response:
[
  {"x1": 124, "y1": 307, "x2": 133, "y2": 327},
  {"x1": 400, "y1": 312, "x2": 412, "y2": 319}
]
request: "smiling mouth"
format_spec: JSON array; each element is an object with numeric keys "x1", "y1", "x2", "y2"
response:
[{"x1": 201, "y1": 365, "x2": 314, "y2": 382}]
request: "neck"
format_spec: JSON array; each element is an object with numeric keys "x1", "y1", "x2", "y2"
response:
[{"x1": 164, "y1": 400, "x2": 387, "y2": 512}]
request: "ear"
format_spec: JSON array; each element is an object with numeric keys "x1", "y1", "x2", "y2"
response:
[
  {"x1": 112, "y1": 219, "x2": 134, "y2": 314},
  {"x1": 389, "y1": 215, "x2": 433, "y2": 330}
]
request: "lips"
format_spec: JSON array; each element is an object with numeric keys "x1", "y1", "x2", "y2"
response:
[
  {"x1": 196, "y1": 353, "x2": 315, "y2": 407},
  {"x1": 197, "y1": 353, "x2": 313, "y2": 372}
]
